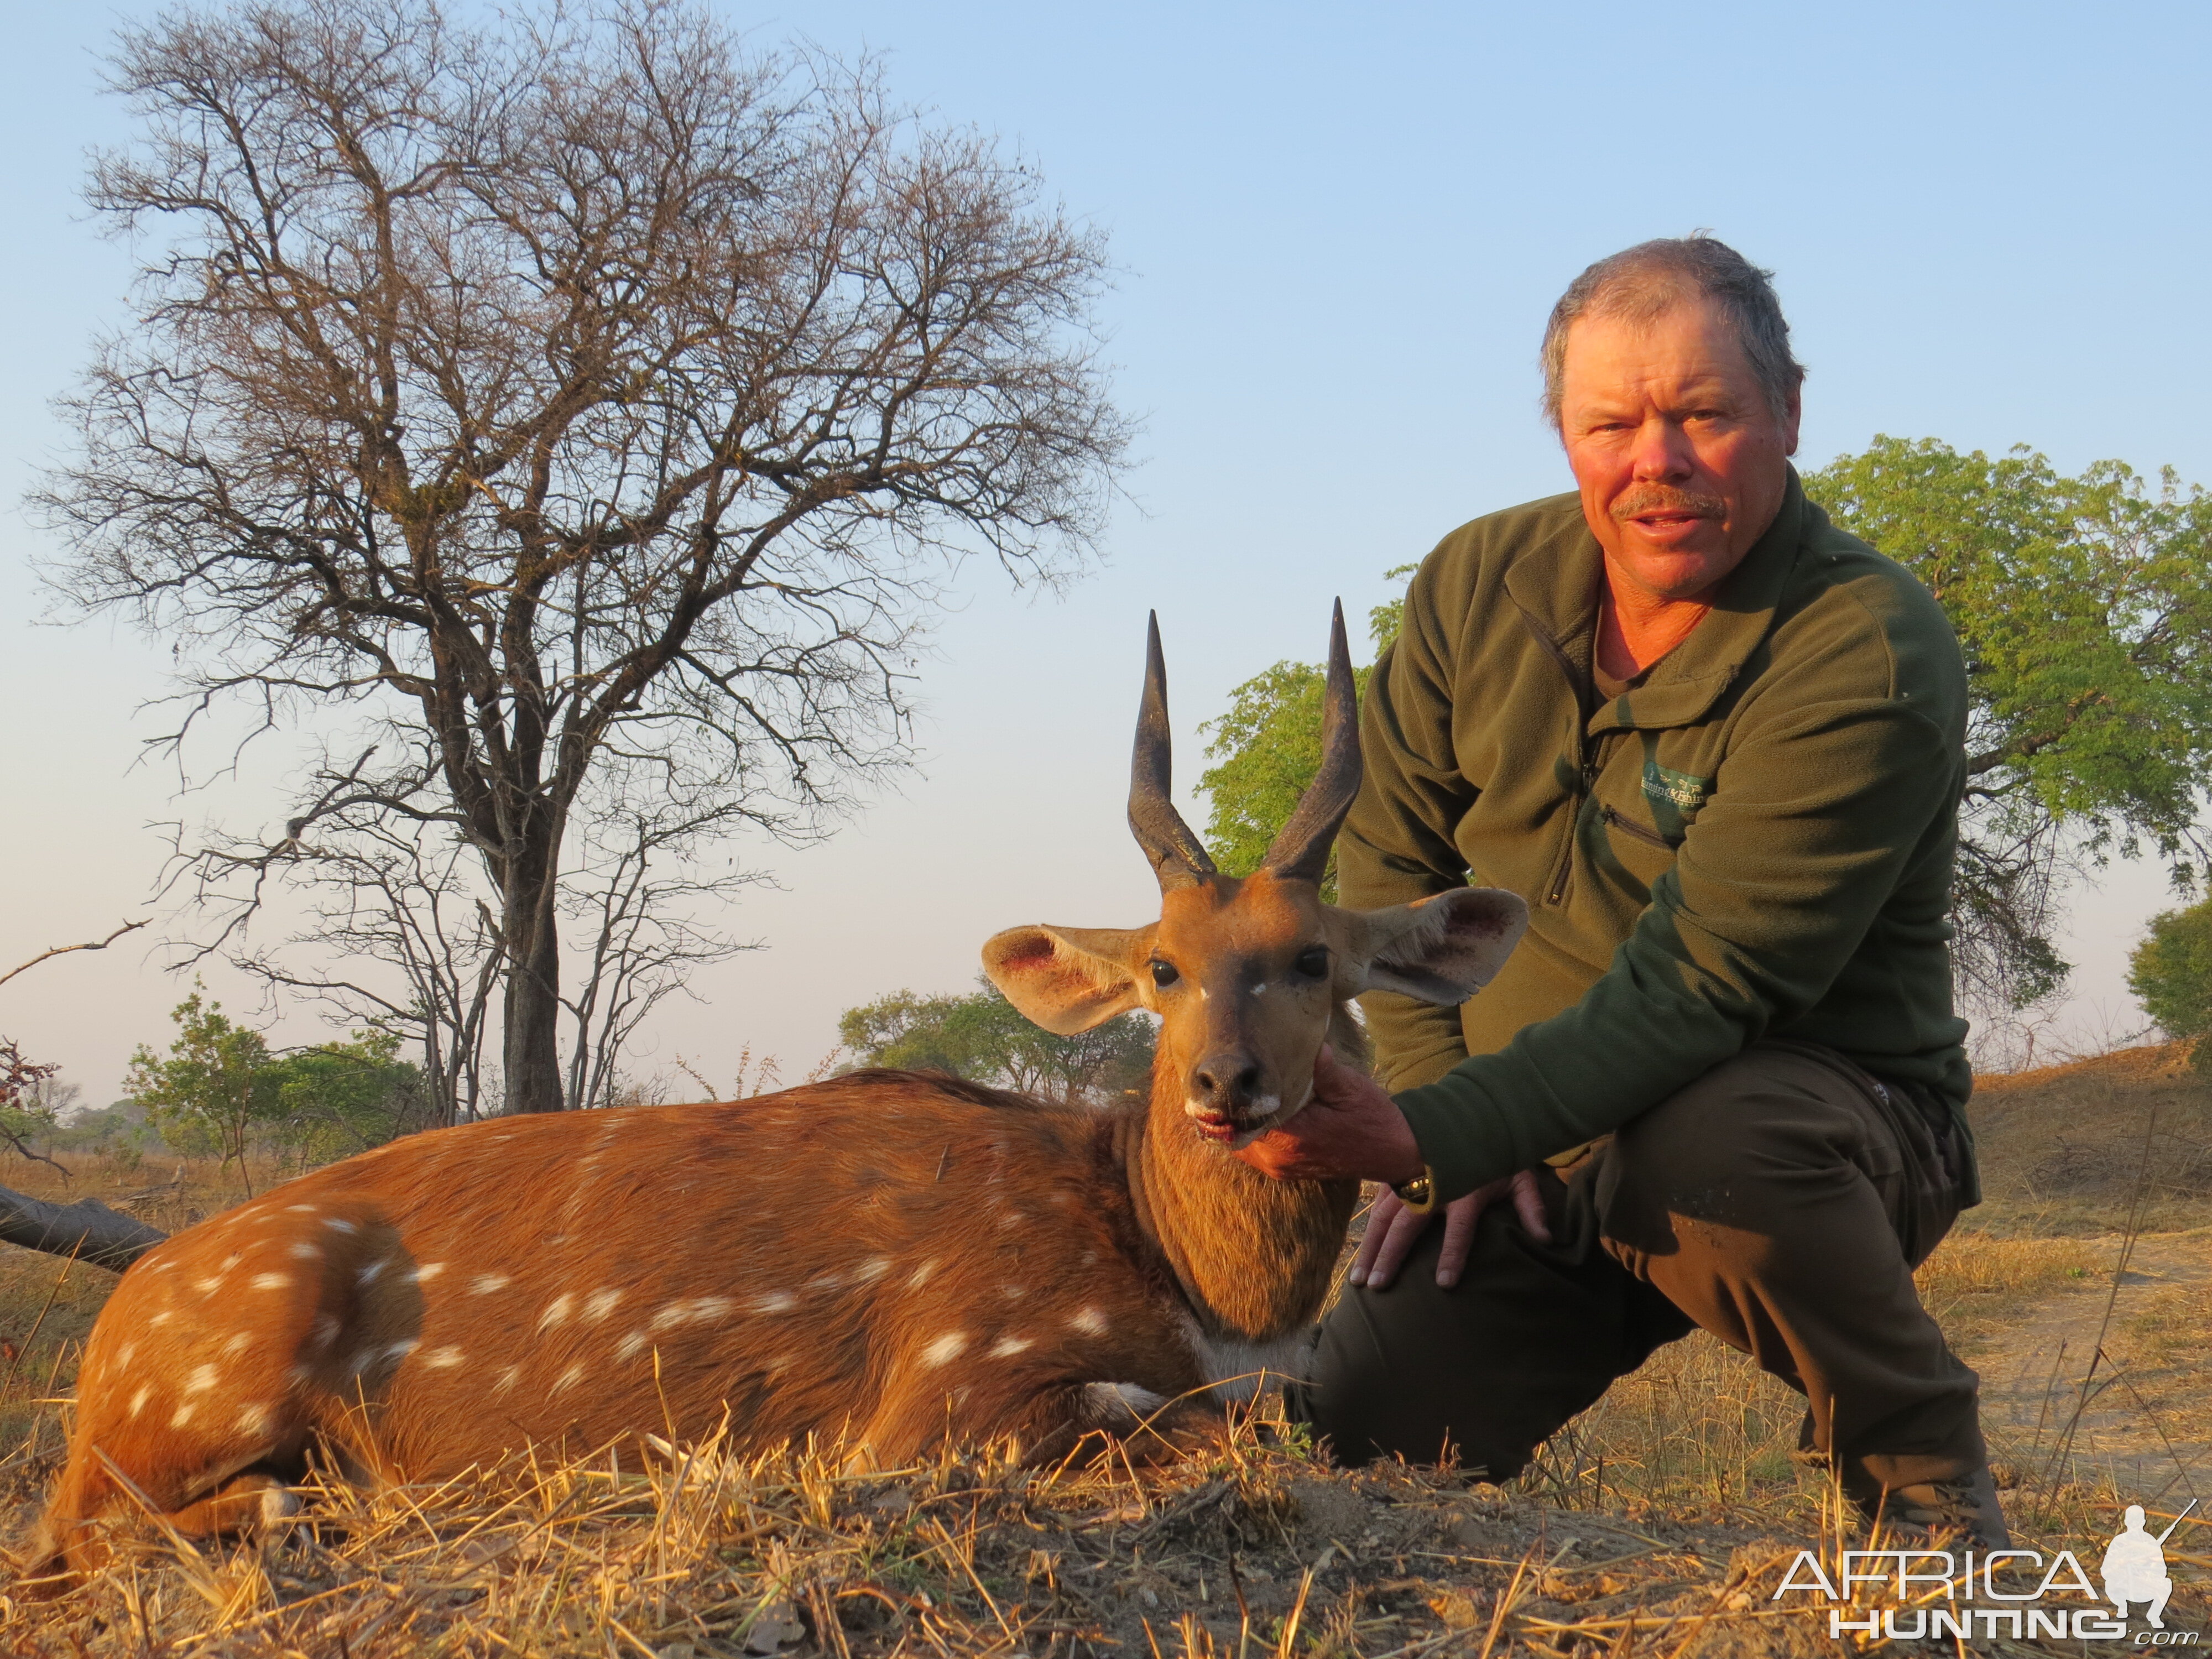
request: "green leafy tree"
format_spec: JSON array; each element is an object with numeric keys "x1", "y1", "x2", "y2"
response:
[
  {"x1": 124, "y1": 990, "x2": 280, "y2": 1190},
  {"x1": 262, "y1": 1031, "x2": 425, "y2": 1165},
  {"x1": 2128, "y1": 899, "x2": 2212, "y2": 1071},
  {"x1": 1808, "y1": 439, "x2": 2212, "y2": 1008},
  {"x1": 1195, "y1": 573, "x2": 1413, "y2": 901},
  {"x1": 839, "y1": 979, "x2": 1154, "y2": 1102}
]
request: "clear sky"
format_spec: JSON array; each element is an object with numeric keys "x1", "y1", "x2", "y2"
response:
[{"x1": 3, "y1": 1, "x2": 2206, "y2": 1105}]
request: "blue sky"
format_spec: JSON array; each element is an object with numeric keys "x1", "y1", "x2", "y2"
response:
[{"x1": 3, "y1": 1, "x2": 2206, "y2": 1102}]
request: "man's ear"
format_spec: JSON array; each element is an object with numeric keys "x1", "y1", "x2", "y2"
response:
[
  {"x1": 1353, "y1": 887, "x2": 1527, "y2": 1005},
  {"x1": 982, "y1": 924, "x2": 1152, "y2": 1035}
]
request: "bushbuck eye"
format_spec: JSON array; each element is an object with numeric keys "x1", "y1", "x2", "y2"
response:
[
  {"x1": 1295, "y1": 945, "x2": 1330, "y2": 979},
  {"x1": 1150, "y1": 959, "x2": 1180, "y2": 988}
]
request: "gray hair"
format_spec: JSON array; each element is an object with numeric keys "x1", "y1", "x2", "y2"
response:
[{"x1": 1540, "y1": 234, "x2": 1804, "y2": 427}]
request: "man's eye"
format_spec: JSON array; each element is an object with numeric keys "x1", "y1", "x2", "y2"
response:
[
  {"x1": 1150, "y1": 960, "x2": 1180, "y2": 988},
  {"x1": 1295, "y1": 946, "x2": 1329, "y2": 979}
]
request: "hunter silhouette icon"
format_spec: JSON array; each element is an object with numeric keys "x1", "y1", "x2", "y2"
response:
[{"x1": 2101, "y1": 1500, "x2": 2193, "y2": 1628}]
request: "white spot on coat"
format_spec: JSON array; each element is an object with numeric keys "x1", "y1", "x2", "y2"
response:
[
  {"x1": 538, "y1": 1292, "x2": 575, "y2": 1332},
  {"x1": 409, "y1": 1261, "x2": 446, "y2": 1284},
  {"x1": 553, "y1": 1363, "x2": 585, "y2": 1394},
  {"x1": 583, "y1": 1287, "x2": 623, "y2": 1322},
  {"x1": 472, "y1": 1272, "x2": 509, "y2": 1295},
  {"x1": 236, "y1": 1402, "x2": 272, "y2": 1436},
  {"x1": 286, "y1": 1204, "x2": 319, "y2": 1214},
  {"x1": 117, "y1": 1342, "x2": 136, "y2": 1368},
  {"x1": 494, "y1": 1364, "x2": 522, "y2": 1393},
  {"x1": 752, "y1": 1292, "x2": 795, "y2": 1315},
  {"x1": 649, "y1": 1296, "x2": 734, "y2": 1332},
  {"x1": 990, "y1": 1335, "x2": 1033, "y2": 1358},
  {"x1": 311, "y1": 1314, "x2": 340, "y2": 1349},
  {"x1": 185, "y1": 1363, "x2": 218, "y2": 1395},
  {"x1": 252, "y1": 1273, "x2": 291, "y2": 1291},
  {"x1": 922, "y1": 1331, "x2": 968, "y2": 1366},
  {"x1": 617, "y1": 1332, "x2": 648, "y2": 1361},
  {"x1": 289, "y1": 1241, "x2": 321, "y2": 1261},
  {"x1": 1069, "y1": 1307, "x2": 1108, "y2": 1337},
  {"x1": 385, "y1": 1338, "x2": 418, "y2": 1363},
  {"x1": 323, "y1": 1217, "x2": 356, "y2": 1233},
  {"x1": 908, "y1": 1259, "x2": 938, "y2": 1289},
  {"x1": 128, "y1": 1385, "x2": 151, "y2": 1419},
  {"x1": 170, "y1": 1402, "x2": 196, "y2": 1427},
  {"x1": 223, "y1": 1332, "x2": 251, "y2": 1357},
  {"x1": 422, "y1": 1345, "x2": 466, "y2": 1369},
  {"x1": 855, "y1": 1257, "x2": 891, "y2": 1282}
]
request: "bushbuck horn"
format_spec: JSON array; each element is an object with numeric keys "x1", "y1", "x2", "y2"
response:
[
  {"x1": 1128, "y1": 611, "x2": 1217, "y2": 893},
  {"x1": 1260, "y1": 599, "x2": 1360, "y2": 885}
]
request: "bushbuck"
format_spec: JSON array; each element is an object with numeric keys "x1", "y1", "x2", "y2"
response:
[{"x1": 29, "y1": 607, "x2": 1525, "y2": 1582}]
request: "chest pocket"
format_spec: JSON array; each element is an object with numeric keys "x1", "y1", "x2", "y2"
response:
[{"x1": 1587, "y1": 750, "x2": 1704, "y2": 893}]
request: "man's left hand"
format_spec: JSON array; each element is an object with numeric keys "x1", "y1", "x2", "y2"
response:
[{"x1": 1229, "y1": 1043, "x2": 1426, "y2": 1186}]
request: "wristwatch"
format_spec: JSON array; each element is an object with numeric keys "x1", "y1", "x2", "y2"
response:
[{"x1": 1391, "y1": 1165, "x2": 1437, "y2": 1215}]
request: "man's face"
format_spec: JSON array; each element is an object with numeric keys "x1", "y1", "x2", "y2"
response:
[{"x1": 1557, "y1": 296, "x2": 1801, "y2": 607}]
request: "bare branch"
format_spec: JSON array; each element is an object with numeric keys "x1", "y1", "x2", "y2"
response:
[{"x1": 0, "y1": 920, "x2": 150, "y2": 993}]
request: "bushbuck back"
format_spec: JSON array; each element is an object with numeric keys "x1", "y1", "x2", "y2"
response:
[{"x1": 29, "y1": 607, "x2": 1525, "y2": 1583}]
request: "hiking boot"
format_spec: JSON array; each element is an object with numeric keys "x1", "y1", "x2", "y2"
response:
[{"x1": 1858, "y1": 1466, "x2": 2011, "y2": 1549}]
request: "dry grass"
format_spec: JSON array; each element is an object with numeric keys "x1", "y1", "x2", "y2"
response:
[
  {"x1": 1967, "y1": 1039, "x2": 2212, "y2": 1236},
  {"x1": 3, "y1": 1061, "x2": 2212, "y2": 1652}
]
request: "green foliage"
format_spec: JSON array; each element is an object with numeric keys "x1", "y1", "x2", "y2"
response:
[
  {"x1": 1808, "y1": 439, "x2": 2212, "y2": 1008},
  {"x1": 2128, "y1": 899, "x2": 2212, "y2": 1070},
  {"x1": 262, "y1": 1030, "x2": 424, "y2": 1163},
  {"x1": 839, "y1": 979, "x2": 1154, "y2": 1103},
  {"x1": 1195, "y1": 571, "x2": 1415, "y2": 901},
  {"x1": 124, "y1": 989, "x2": 421, "y2": 1188},
  {"x1": 124, "y1": 990, "x2": 274, "y2": 1180}
]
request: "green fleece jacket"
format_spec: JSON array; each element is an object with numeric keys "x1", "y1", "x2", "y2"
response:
[{"x1": 1340, "y1": 469, "x2": 1973, "y2": 1203}]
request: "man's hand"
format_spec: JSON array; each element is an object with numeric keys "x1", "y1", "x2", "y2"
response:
[
  {"x1": 1229, "y1": 1044, "x2": 1425, "y2": 1186},
  {"x1": 1348, "y1": 1170, "x2": 1551, "y2": 1291}
]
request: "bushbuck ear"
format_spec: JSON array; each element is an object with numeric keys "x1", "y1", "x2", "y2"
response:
[
  {"x1": 982, "y1": 925, "x2": 1150, "y2": 1035},
  {"x1": 1355, "y1": 887, "x2": 1527, "y2": 1005}
]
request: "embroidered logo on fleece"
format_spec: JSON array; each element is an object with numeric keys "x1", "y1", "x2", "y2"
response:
[{"x1": 1642, "y1": 762, "x2": 1712, "y2": 814}]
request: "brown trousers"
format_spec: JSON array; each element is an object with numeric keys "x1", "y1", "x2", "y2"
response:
[{"x1": 1292, "y1": 1042, "x2": 1985, "y2": 1495}]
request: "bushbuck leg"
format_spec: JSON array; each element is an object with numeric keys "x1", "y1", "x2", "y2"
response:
[{"x1": 27, "y1": 605, "x2": 1525, "y2": 1588}]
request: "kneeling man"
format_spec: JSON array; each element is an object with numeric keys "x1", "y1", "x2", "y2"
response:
[{"x1": 1243, "y1": 235, "x2": 2002, "y2": 1546}]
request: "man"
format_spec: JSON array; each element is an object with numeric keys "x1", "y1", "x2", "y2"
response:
[{"x1": 1238, "y1": 235, "x2": 2004, "y2": 1545}]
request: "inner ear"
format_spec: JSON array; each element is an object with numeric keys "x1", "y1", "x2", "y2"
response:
[
  {"x1": 1353, "y1": 887, "x2": 1527, "y2": 1006},
  {"x1": 982, "y1": 924, "x2": 1151, "y2": 1035}
]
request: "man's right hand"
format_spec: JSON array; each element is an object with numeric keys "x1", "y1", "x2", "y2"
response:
[{"x1": 1348, "y1": 1168, "x2": 1551, "y2": 1290}]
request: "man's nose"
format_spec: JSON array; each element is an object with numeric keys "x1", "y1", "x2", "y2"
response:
[{"x1": 1630, "y1": 415, "x2": 1695, "y2": 479}]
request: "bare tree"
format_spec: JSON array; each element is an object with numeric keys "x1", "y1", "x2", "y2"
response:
[
  {"x1": 223, "y1": 801, "x2": 503, "y2": 1123},
  {"x1": 40, "y1": 0, "x2": 1128, "y2": 1112}
]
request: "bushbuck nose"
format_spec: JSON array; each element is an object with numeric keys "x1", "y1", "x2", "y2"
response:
[{"x1": 1192, "y1": 1055, "x2": 1263, "y2": 1112}]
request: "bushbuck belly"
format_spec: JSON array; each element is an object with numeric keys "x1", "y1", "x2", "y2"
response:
[{"x1": 50, "y1": 1074, "x2": 1207, "y2": 1533}]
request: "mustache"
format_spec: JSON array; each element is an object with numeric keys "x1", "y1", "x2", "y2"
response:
[{"x1": 1611, "y1": 485, "x2": 1728, "y2": 523}]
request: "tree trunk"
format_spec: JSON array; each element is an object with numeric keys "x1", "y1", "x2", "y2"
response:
[
  {"x1": 500, "y1": 830, "x2": 567, "y2": 1113},
  {"x1": 0, "y1": 1184, "x2": 168, "y2": 1271}
]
